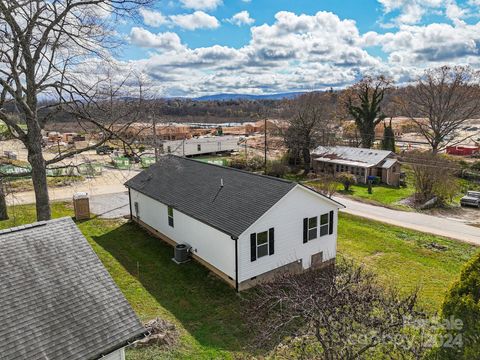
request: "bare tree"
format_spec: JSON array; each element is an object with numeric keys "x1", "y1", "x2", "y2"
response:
[
  {"x1": 0, "y1": 0, "x2": 150, "y2": 220},
  {"x1": 245, "y1": 259, "x2": 421, "y2": 360},
  {"x1": 283, "y1": 92, "x2": 338, "y2": 174},
  {"x1": 407, "y1": 152, "x2": 460, "y2": 206},
  {"x1": 399, "y1": 66, "x2": 480, "y2": 154},
  {"x1": 344, "y1": 76, "x2": 392, "y2": 149}
]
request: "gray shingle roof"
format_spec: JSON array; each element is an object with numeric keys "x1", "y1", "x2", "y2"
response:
[
  {"x1": 125, "y1": 155, "x2": 297, "y2": 237},
  {"x1": 0, "y1": 217, "x2": 145, "y2": 360}
]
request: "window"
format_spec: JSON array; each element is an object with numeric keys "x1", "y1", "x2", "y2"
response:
[
  {"x1": 336, "y1": 164, "x2": 339, "y2": 172},
  {"x1": 308, "y1": 216, "x2": 317, "y2": 241},
  {"x1": 197, "y1": 144, "x2": 201, "y2": 151},
  {"x1": 256, "y1": 231, "x2": 269, "y2": 258},
  {"x1": 250, "y1": 228, "x2": 274, "y2": 261},
  {"x1": 320, "y1": 213, "x2": 329, "y2": 236},
  {"x1": 168, "y1": 206, "x2": 174, "y2": 227}
]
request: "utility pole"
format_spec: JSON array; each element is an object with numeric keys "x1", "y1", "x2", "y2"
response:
[
  {"x1": 152, "y1": 113, "x2": 158, "y2": 162},
  {"x1": 264, "y1": 117, "x2": 267, "y2": 175}
]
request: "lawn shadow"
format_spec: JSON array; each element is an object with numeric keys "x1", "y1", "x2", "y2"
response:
[{"x1": 91, "y1": 221, "x2": 260, "y2": 354}]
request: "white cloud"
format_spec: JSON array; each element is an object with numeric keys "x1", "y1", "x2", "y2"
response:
[
  {"x1": 227, "y1": 11, "x2": 254, "y2": 26},
  {"x1": 170, "y1": 11, "x2": 220, "y2": 30},
  {"x1": 120, "y1": 9, "x2": 480, "y2": 97},
  {"x1": 179, "y1": 0, "x2": 223, "y2": 11},
  {"x1": 130, "y1": 27, "x2": 184, "y2": 50},
  {"x1": 139, "y1": 8, "x2": 168, "y2": 27}
]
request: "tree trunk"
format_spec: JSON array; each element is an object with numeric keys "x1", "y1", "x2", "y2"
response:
[
  {"x1": 302, "y1": 146, "x2": 311, "y2": 174},
  {"x1": 26, "y1": 126, "x2": 51, "y2": 221},
  {"x1": 0, "y1": 178, "x2": 8, "y2": 221}
]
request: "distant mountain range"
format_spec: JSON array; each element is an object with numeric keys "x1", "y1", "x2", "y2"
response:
[{"x1": 193, "y1": 92, "x2": 306, "y2": 101}]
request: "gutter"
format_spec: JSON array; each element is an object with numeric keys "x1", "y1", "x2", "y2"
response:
[
  {"x1": 128, "y1": 187, "x2": 132, "y2": 220},
  {"x1": 93, "y1": 330, "x2": 148, "y2": 360}
]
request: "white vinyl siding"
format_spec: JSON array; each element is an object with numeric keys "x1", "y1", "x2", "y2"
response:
[
  {"x1": 237, "y1": 185, "x2": 338, "y2": 282},
  {"x1": 130, "y1": 189, "x2": 236, "y2": 278}
]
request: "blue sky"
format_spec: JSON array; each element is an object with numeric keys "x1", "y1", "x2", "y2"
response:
[{"x1": 108, "y1": 0, "x2": 480, "y2": 96}]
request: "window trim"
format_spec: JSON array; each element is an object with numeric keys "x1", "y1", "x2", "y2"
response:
[
  {"x1": 320, "y1": 213, "x2": 329, "y2": 237},
  {"x1": 168, "y1": 206, "x2": 174, "y2": 227},
  {"x1": 307, "y1": 216, "x2": 317, "y2": 241},
  {"x1": 256, "y1": 230, "x2": 269, "y2": 259}
]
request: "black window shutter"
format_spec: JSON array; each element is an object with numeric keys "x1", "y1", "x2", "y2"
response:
[
  {"x1": 303, "y1": 218, "x2": 308, "y2": 243},
  {"x1": 329, "y1": 210, "x2": 334, "y2": 235},
  {"x1": 268, "y1": 228, "x2": 275, "y2": 255},
  {"x1": 250, "y1": 233, "x2": 257, "y2": 262}
]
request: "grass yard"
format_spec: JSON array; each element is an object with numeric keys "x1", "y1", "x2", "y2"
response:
[
  {"x1": 338, "y1": 213, "x2": 479, "y2": 311},
  {"x1": 1, "y1": 202, "x2": 478, "y2": 358},
  {"x1": 337, "y1": 183, "x2": 415, "y2": 209}
]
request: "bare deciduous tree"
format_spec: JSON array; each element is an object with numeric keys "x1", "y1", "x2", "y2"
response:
[
  {"x1": 344, "y1": 76, "x2": 392, "y2": 149},
  {"x1": 245, "y1": 259, "x2": 421, "y2": 360},
  {"x1": 407, "y1": 152, "x2": 460, "y2": 206},
  {"x1": 0, "y1": 0, "x2": 150, "y2": 220},
  {"x1": 399, "y1": 66, "x2": 480, "y2": 154},
  {"x1": 283, "y1": 92, "x2": 338, "y2": 174}
]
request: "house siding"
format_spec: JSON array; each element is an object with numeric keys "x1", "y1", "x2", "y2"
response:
[
  {"x1": 130, "y1": 189, "x2": 236, "y2": 280},
  {"x1": 237, "y1": 185, "x2": 338, "y2": 283},
  {"x1": 102, "y1": 348, "x2": 125, "y2": 360}
]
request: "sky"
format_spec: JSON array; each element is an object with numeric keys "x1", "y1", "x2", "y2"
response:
[{"x1": 107, "y1": 0, "x2": 480, "y2": 97}]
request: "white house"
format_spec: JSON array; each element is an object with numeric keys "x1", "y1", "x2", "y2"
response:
[
  {"x1": 0, "y1": 217, "x2": 145, "y2": 360},
  {"x1": 125, "y1": 155, "x2": 344, "y2": 291}
]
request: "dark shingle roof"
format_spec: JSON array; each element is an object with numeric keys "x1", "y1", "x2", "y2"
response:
[
  {"x1": 0, "y1": 217, "x2": 145, "y2": 360},
  {"x1": 125, "y1": 155, "x2": 297, "y2": 237}
]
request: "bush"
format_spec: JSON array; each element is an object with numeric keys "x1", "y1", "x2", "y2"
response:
[
  {"x1": 337, "y1": 172, "x2": 356, "y2": 191},
  {"x1": 228, "y1": 155, "x2": 265, "y2": 172},
  {"x1": 266, "y1": 161, "x2": 289, "y2": 178},
  {"x1": 228, "y1": 156, "x2": 247, "y2": 170},
  {"x1": 471, "y1": 161, "x2": 480, "y2": 171},
  {"x1": 438, "y1": 252, "x2": 480, "y2": 359}
]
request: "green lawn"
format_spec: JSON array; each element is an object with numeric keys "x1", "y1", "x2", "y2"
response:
[
  {"x1": 338, "y1": 213, "x2": 478, "y2": 311},
  {"x1": 1, "y1": 203, "x2": 478, "y2": 358},
  {"x1": 338, "y1": 183, "x2": 415, "y2": 209}
]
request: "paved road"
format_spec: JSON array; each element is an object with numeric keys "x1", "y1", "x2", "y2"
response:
[{"x1": 334, "y1": 196, "x2": 480, "y2": 246}]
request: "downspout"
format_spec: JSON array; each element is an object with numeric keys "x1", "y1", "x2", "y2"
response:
[
  {"x1": 232, "y1": 235, "x2": 239, "y2": 292},
  {"x1": 128, "y1": 187, "x2": 132, "y2": 220}
]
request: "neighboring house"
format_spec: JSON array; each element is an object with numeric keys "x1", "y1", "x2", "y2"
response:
[
  {"x1": 160, "y1": 136, "x2": 240, "y2": 157},
  {"x1": 125, "y1": 155, "x2": 343, "y2": 291},
  {"x1": 312, "y1": 146, "x2": 401, "y2": 187},
  {"x1": 0, "y1": 217, "x2": 145, "y2": 360}
]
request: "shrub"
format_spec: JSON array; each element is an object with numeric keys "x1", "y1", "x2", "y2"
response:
[
  {"x1": 438, "y1": 252, "x2": 480, "y2": 359},
  {"x1": 228, "y1": 156, "x2": 247, "y2": 170},
  {"x1": 337, "y1": 172, "x2": 356, "y2": 191},
  {"x1": 471, "y1": 161, "x2": 480, "y2": 171},
  {"x1": 266, "y1": 161, "x2": 289, "y2": 178}
]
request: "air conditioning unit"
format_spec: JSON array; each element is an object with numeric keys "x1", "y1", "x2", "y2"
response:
[{"x1": 172, "y1": 243, "x2": 191, "y2": 264}]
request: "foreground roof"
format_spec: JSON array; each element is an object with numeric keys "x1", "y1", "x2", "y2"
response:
[
  {"x1": 0, "y1": 217, "x2": 145, "y2": 360},
  {"x1": 312, "y1": 146, "x2": 394, "y2": 167},
  {"x1": 125, "y1": 155, "x2": 297, "y2": 237}
]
